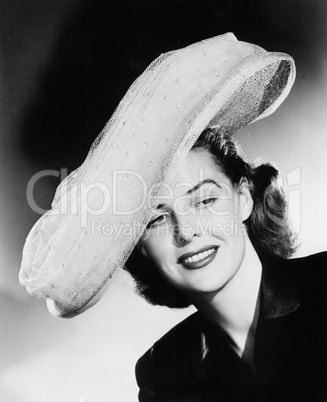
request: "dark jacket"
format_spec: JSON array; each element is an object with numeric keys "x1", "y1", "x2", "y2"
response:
[{"x1": 136, "y1": 252, "x2": 327, "y2": 401}]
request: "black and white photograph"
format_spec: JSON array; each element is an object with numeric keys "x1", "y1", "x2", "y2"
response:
[{"x1": 1, "y1": 1, "x2": 327, "y2": 401}]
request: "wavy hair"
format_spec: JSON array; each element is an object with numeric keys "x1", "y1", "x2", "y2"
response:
[{"x1": 125, "y1": 127, "x2": 298, "y2": 308}]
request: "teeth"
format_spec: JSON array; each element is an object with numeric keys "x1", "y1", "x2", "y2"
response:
[
  {"x1": 183, "y1": 248, "x2": 215, "y2": 264},
  {"x1": 198, "y1": 253, "x2": 204, "y2": 260}
]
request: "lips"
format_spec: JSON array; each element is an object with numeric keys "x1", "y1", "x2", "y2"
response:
[{"x1": 178, "y1": 246, "x2": 219, "y2": 270}]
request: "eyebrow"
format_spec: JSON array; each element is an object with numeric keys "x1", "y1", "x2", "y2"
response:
[
  {"x1": 156, "y1": 179, "x2": 220, "y2": 209},
  {"x1": 185, "y1": 179, "x2": 221, "y2": 196}
]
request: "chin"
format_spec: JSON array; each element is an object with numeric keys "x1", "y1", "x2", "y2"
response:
[{"x1": 183, "y1": 254, "x2": 244, "y2": 294}]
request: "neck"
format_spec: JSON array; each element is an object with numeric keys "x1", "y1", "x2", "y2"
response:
[{"x1": 187, "y1": 236, "x2": 262, "y2": 364}]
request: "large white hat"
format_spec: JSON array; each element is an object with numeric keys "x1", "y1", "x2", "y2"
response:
[{"x1": 19, "y1": 33, "x2": 295, "y2": 318}]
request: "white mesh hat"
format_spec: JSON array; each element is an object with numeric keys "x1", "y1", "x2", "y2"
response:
[{"x1": 19, "y1": 33, "x2": 296, "y2": 318}]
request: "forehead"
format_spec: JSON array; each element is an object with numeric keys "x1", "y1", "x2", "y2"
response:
[{"x1": 155, "y1": 149, "x2": 231, "y2": 199}]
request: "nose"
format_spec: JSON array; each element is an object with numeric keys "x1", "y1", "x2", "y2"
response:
[{"x1": 173, "y1": 214, "x2": 200, "y2": 247}]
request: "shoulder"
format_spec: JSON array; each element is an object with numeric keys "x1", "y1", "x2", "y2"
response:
[
  {"x1": 264, "y1": 250, "x2": 327, "y2": 270},
  {"x1": 285, "y1": 251, "x2": 327, "y2": 268},
  {"x1": 153, "y1": 311, "x2": 203, "y2": 353},
  {"x1": 285, "y1": 251, "x2": 327, "y2": 313},
  {"x1": 264, "y1": 251, "x2": 327, "y2": 282},
  {"x1": 283, "y1": 251, "x2": 327, "y2": 285},
  {"x1": 136, "y1": 312, "x2": 204, "y2": 397},
  {"x1": 137, "y1": 312, "x2": 203, "y2": 367}
]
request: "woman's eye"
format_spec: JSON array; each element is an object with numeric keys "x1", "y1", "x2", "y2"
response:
[
  {"x1": 194, "y1": 197, "x2": 218, "y2": 208},
  {"x1": 147, "y1": 213, "x2": 169, "y2": 228}
]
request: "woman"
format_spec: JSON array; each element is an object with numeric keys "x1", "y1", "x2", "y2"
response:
[
  {"x1": 19, "y1": 33, "x2": 327, "y2": 400},
  {"x1": 127, "y1": 128, "x2": 327, "y2": 401}
]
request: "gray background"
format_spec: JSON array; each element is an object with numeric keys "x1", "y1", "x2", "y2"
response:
[{"x1": 1, "y1": 1, "x2": 326, "y2": 400}]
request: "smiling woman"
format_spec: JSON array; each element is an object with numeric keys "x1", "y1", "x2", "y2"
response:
[
  {"x1": 127, "y1": 128, "x2": 296, "y2": 309},
  {"x1": 141, "y1": 149, "x2": 252, "y2": 291},
  {"x1": 126, "y1": 129, "x2": 301, "y2": 399},
  {"x1": 127, "y1": 133, "x2": 327, "y2": 401},
  {"x1": 19, "y1": 33, "x2": 327, "y2": 401},
  {"x1": 129, "y1": 137, "x2": 255, "y2": 297}
]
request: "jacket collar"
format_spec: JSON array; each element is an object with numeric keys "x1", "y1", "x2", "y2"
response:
[{"x1": 199, "y1": 256, "x2": 301, "y2": 359}]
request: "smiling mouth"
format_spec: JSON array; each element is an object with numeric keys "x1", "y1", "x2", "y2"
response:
[{"x1": 178, "y1": 246, "x2": 219, "y2": 270}]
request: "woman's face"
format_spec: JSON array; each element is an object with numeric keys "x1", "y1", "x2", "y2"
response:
[{"x1": 139, "y1": 148, "x2": 253, "y2": 297}]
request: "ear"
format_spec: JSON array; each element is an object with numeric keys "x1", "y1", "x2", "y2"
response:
[{"x1": 238, "y1": 177, "x2": 253, "y2": 222}]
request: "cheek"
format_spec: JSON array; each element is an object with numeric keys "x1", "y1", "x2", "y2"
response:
[
  {"x1": 141, "y1": 233, "x2": 171, "y2": 268},
  {"x1": 201, "y1": 201, "x2": 242, "y2": 235}
]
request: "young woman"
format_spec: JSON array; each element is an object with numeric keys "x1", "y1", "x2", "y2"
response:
[
  {"x1": 127, "y1": 128, "x2": 327, "y2": 401},
  {"x1": 19, "y1": 33, "x2": 327, "y2": 400}
]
